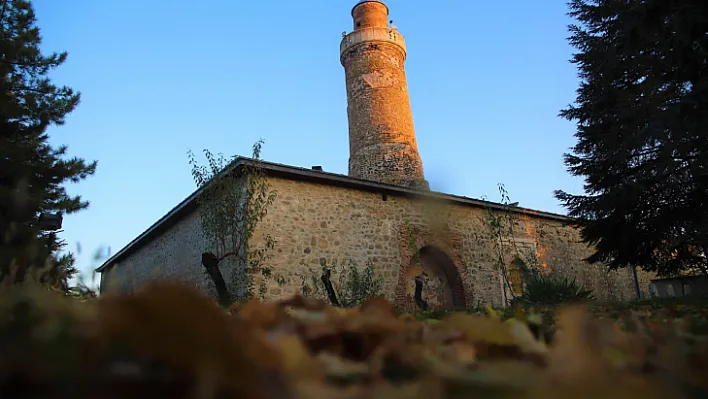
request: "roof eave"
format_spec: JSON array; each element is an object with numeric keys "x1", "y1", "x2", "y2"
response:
[{"x1": 96, "y1": 159, "x2": 571, "y2": 273}]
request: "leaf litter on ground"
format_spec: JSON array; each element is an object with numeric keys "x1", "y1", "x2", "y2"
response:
[{"x1": 0, "y1": 281, "x2": 707, "y2": 398}]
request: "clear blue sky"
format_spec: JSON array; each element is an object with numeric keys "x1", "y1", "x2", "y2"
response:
[{"x1": 34, "y1": 0, "x2": 585, "y2": 284}]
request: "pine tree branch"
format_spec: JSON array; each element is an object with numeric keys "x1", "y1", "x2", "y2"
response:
[
  {"x1": 10, "y1": 85, "x2": 56, "y2": 95},
  {"x1": 1, "y1": 59, "x2": 55, "y2": 68},
  {"x1": 0, "y1": 0, "x2": 7, "y2": 38}
]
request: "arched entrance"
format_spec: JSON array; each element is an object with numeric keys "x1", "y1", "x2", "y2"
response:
[{"x1": 402, "y1": 246, "x2": 466, "y2": 310}]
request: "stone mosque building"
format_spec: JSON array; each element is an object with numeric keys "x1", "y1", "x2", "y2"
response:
[{"x1": 97, "y1": 1, "x2": 654, "y2": 309}]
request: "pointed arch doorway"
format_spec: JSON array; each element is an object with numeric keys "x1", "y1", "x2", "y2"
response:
[{"x1": 402, "y1": 245, "x2": 466, "y2": 310}]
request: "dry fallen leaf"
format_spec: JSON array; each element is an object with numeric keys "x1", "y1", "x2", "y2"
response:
[{"x1": 2, "y1": 281, "x2": 707, "y2": 398}]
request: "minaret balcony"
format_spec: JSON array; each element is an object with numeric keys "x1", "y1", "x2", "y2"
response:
[{"x1": 340, "y1": 27, "x2": 406, "y2": 60}]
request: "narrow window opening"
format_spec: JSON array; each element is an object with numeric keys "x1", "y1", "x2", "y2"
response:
[{"x1": 381, "y1": 194, "x2": 388, "y2": 201}]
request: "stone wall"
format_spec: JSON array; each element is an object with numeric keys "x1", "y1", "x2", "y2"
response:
[
  {"x1": 100, "y1": 187, "x2": 247, "y2": 299},
  {"x1": 101, "y1": 174, "x2": 656, "y2": 308},
  {"x1": 649, "y1": 275, "x2": 708, "y2": 297},
  {"x1": 250, "y1": 176, "x2": 656, "y2": 309},
  {"x1": 101, "y1": 209, "x2": 209, "y2": 295}
]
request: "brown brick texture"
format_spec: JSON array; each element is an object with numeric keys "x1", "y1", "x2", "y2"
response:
[{"x1": 341, "y1": 3, "x2": 429, "y2": 190}]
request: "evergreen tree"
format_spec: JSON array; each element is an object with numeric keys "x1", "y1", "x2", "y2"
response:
[
  {"x1": 0, "y1": 0, "x2": 96, "y2": 289},
  {"x1": 555, "y1": 0, "x2": 708, "y2": 276}
]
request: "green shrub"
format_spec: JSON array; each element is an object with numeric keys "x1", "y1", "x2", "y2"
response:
[
  {"x1": 337, "y1": 260, "x2": 384, "y2": 308},
  {"x1": 300, "y1": 259, "x2": 384, "y2": 308},
  {"x1": 511, "y1": 273, "x2": 595, "y2": 307}
]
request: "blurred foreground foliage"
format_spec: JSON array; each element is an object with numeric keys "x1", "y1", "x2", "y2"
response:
[{"x1": 1, "y1": 276, "x2": 707, "y2": 399}]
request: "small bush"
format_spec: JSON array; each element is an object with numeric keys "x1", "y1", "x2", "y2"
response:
[
  {"x1": 337, "y1": 260, "x2": 384, "y2": 308},
  {"x1": 300, "y1": 259, "x2": 384, "y2": 308},
  {"x1": 511, "y1": 273, "x2": 595, "y2": 307}
]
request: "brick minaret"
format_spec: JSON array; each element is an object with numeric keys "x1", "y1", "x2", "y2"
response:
[{"x1": 340, "y1": 0, "x2": 429, "y2": 190}]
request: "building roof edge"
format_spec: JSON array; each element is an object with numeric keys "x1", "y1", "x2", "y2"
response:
[{"x1": 96, "y1": 159, "x2": 571, "y2": 273}]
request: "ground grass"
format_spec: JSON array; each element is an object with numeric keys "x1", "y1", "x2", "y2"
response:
[{"x1": 410, "y1": 294, "x2": 708, "y2": 336}]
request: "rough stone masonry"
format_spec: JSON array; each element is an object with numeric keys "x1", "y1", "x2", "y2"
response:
[
  {"x1": 341, "y1": 0, "x2": 428, "y2": 190},
  {"x1": 97, "y1": 1, "x2": 656, "y2": 309}
]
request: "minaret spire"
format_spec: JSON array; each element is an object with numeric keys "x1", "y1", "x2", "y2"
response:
[{"x1": 340, "y1": 1, "x2": 428, "y2": 189}]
